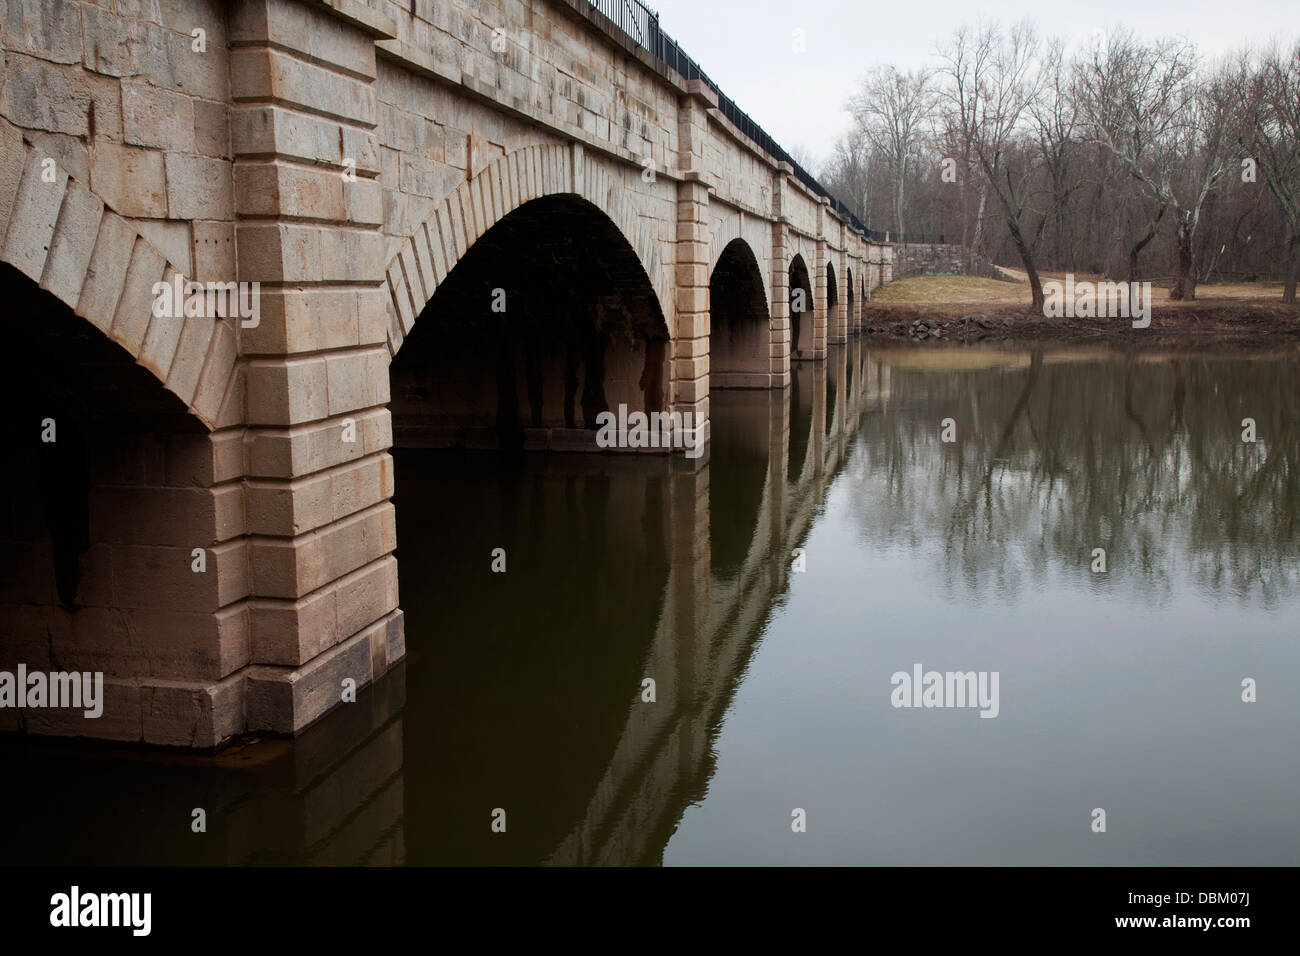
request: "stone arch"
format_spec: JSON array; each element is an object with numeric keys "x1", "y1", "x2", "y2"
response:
[
  {"x1": 387, "y1": 191, "x2": 671, "y2": 453},
  {"x1": 788, "y1": 253, "x2": 814, "y2": 360},
  {"x1": 384, "y1": 143, "x2": 671, "y2": 359},
  {"x1": 0, "y1": 119, "x2": 240, "y2": 430},
  {"x1": 709, "y1": 236, "x2": 772, "y2": 388},
  {"x1": 709, "y1": 210, "x2": 773, "y2": 303}
]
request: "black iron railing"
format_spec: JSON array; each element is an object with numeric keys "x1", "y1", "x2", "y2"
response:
[{"x1": 586, "y1": 0, "x2": 884, "y2": 241}]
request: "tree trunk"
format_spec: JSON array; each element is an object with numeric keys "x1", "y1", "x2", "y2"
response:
[
  {"x1": 895, "y1": 168, "x2": 906, "y2": 241},
  {"x1": 1007, "y1": 217, "x2": 1045, "y2": 312},
  {"x1": 1284, "y1": 233, "x2": 1299, "y2": 304},
  {"x1": 970, "y1": 181, "x2": 988, "y2": 260},
  {"x1": 1127, "y1": 207, "x2": 1165, "y2": 285},
  {"x1": 1170, "y1": 222, "x2": 1196, "y2": 300},
  {"x1": 1127, "y1": 226, "x2": 1157, "y2": 286}
]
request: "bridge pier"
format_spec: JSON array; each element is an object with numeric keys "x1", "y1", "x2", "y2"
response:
[
  {"x1": 674, "y1": 83, "x2": 715, "y2": 450},
  {"x1": 769, "y1": 200, "x2": 793, "y2": 387},
  {"x1": 230, "y1": 0, "x2": 403, "y2": 737},
  {"x1": 813, "y1": 217, "x2": 830, "y2": 358}
]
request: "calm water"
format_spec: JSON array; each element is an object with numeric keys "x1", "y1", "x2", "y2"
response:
[{"x1": 3, "y1": 341, "x2": 1298, "y2": 865}]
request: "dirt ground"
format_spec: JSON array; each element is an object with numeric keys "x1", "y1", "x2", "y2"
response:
[{"x1": 864, "y1": 273, "x2": 1300, "y2": 347}]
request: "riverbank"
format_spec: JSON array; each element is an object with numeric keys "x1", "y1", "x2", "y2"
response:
[
  {"x1": 864, "y1": 273, "x2": 1300, "y2": 345},
  {"x1": 862, "y1": 301, "x2": 1300, "y2": 346}
]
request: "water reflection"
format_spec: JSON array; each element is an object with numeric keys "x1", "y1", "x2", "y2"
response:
[
  {"x1": 848, "y1": 346, "x2": 1300, "y2": 607},
  {"x1": 2, "y1": 340, "x2": 1297, "y2": 865}
]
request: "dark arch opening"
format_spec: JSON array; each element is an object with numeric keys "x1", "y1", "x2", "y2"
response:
[
  {"x1": 826, "y1": 260, "x2": 839, "y2": 333},
  {"x1": 390, "y1": 195, "x2": 670, "y2": 453},
  {"x1": 389, "y1": 196, "x2": 676, "y2": 861},
  {"x1": 0, "y1": 262, "x2": 209, "y2": 684},
  {"x1": 788, "y1": 254, "x2": 814, "y2": 361},
  {"x1": 709, "y1": 238, "x2": 770, "y2": 388},
  {"x1": 846, "y1": 266, "x2": 855, "y2": 332}
]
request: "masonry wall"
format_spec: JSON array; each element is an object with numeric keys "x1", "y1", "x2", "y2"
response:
[{"x1": 893, "y1": 242, "x2": 1006, "y2": 280}]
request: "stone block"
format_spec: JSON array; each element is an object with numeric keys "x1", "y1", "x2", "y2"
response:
[
  {"x1": 192, "y1": 219, "x2": 236, "y2": 280},
  {"x1": 122, "y1": 80, "x2": 195, "y2": 150},
  {"x1": 166, "y1": 153, "x2": 233, "y2": 220},
  {"x1": 165, "y1": 312, "x2": 216, "y2": 406},
  {"x1": 40, "y1": 177, "x2": 105, "y2": 306},
  {"x1": 139, "y1": 265, "x2": 187, "y2": 378},
  {"x1": 91, "y1": 142, "x2": 167, "y2": 217},
  {"x1": 245, "y1": 624, "x2": 377, "y2": 734},
  {"x1": 2, "y1": 150, "x2": 68, "y2": 281},
  {"x1": 109, "y1": 237, "x2": 168, "y2": 355},
  {"x1": 77, "y1": 211, "x2": 135, "y2": 329}
]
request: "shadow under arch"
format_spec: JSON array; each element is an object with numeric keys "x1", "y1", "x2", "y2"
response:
[
  {"x1": 0, "y1": 263, "x2": 219, "y2": 725},
  {"x1": 387, "y1": 190, "x2": 677, "y2": 863},
  {"x1": 709, "y1": 237, "x2": 772, "y2": 388},
  {"x1": 846, "y1": 266, "x2": 856, "y2": 331},
  {"x1": 826, "y1": 259, "x2": 839, "y2": 337},
  {"x1": 789, "y1": 254, "x2": 814, "y2": 361},
  {"x1": 389, "y1": 194, "x2": 671, "y2": 453}
]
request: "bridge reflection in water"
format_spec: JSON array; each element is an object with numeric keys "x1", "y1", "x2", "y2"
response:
[{"x1": 3, "y1": 340, "x2": 1298, "y2": 865}]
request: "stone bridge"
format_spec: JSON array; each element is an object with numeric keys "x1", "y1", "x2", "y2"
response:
[{"x1": 0, "y1": 0, "x2": 892, "y2": 748}]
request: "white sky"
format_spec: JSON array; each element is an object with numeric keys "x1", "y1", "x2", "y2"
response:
[{"x1": 645, "y1": 0, "x2": 1297, "y2": 169}]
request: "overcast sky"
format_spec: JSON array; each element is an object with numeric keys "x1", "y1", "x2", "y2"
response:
[{"x1": 645, "y1": 0, "x2": 1297, "y2": 169}]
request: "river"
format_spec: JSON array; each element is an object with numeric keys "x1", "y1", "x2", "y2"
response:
[{"x1": 3, "y1": 340, "x2": 1297, "y2": 865}]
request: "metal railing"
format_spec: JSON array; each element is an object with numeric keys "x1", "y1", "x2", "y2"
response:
[{"x1": 586, "y1": 0, "x2": 881, "y2": 241}]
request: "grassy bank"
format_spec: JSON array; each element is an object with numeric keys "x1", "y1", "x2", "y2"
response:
[{"x1": 865, "y1": 273, "x2": 1300, "y2": 346}]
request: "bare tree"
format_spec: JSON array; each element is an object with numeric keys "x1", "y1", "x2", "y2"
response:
[
  {"x1": 1241, "y1": 41, "x2": 1300, "y2": 302},
  {"x1": 849, "y1": 66, "x2": 936, "y2": 241},
  {"x1": 1078, "y1": 31, "x2": 1233, "y2": 299},
  {"x1": 823, "y1": 129, "x2": 873, "y2": 225},
  {"x1": 786, "y1": 144, "x2": 821, "y2": 178},
  {"x1": 1168, "y1": 63, "x2": 1237, "y2": 298},
  {"x1": 1076, "y1": 31, "x2": 1189, "y2": 284},
  {"x1": 1029, "y1": 38, "x2": 1079, "y2": 270},
  {"x1": 937, "y1": 21, "x2": 1047, "y2": 310}
]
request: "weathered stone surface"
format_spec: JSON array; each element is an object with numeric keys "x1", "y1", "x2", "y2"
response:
[
  {"x1": 2, "y1": 52, "x2": 122, "y2": 138},
  {"x1": 122, "y1": 81, "x2": 195, "y2": 150},
  {"x1": 41, "y1": 177, "x2": 105, "y2": 305},
  {"x1": 2, "y1": 150, "x2": 68, "y2": 281},
  {"x1": 2, "y1": 0, "x2": 83, "y2": 65},
  {"x1": 76, "y1": 211, "x2": 139, "y2": 332},
  {"x1": 166, "y1": 153, "x2": 233, "y2": 220},
  {"x1": 91, "y1": 143, "x2": 167, "y2": 217},
  {"x1": 110, "y1": 237, "x2": 168, "y2": 355}
]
